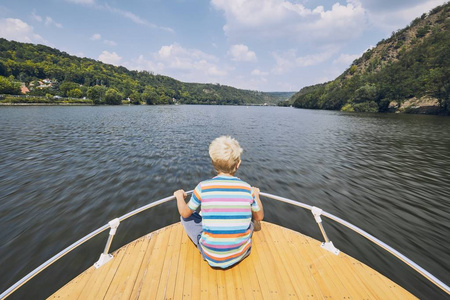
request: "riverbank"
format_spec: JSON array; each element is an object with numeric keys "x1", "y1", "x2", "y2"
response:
[
  {"x1": 388, "y1": 96, "x2": 443, "y2": 114},
  {"x1": 0, "y1": 103, "x2": 94, "y2": 106}
]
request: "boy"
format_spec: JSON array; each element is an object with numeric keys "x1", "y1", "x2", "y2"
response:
[{"x1": 174, "y1": 136, "x2": 264, "y2": 269}]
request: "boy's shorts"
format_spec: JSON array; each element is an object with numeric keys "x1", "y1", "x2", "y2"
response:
[{"x1": 180, "y1": 212, "x2": 254, "y2": 260}]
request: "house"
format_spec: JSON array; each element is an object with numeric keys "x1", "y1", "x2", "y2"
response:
[{"x1": 21, "y1": 83, "x2": 29, "y2": 94}]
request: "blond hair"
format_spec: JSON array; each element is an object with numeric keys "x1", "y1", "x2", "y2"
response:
[{"x1": 209, "y1": 136, "x2": 243, "y2": 175}]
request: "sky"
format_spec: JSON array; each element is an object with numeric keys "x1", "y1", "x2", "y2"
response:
[{"x1": 0, "y1": 0, "x2": 447, "y2": 92}]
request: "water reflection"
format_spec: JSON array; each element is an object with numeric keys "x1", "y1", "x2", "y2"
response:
[{"x1": 0, "y1": 106, "x2": 449, "y2": 299}]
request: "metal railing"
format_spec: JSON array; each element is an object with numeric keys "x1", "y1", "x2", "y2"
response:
[{"x1": 1, "y1": 191, "x2": 449, "y2": 298}]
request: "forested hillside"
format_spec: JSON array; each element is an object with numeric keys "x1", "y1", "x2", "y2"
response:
[
  {"x1": 0, "y1": 39, "x2": 278, "y2": 105},
  {"x1": 290, "y1": 2, "x2": 450, "y2": 114}
]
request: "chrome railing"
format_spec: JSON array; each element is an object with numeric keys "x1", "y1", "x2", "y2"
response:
[{"x1": 1, "y1": 191, "x2": 449, "y2": 298}]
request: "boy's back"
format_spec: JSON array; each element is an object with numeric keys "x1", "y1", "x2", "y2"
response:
[
  {"x1": 174, "y1": 136, "x2": 264, "y2": 269},
  {"x1": 188, "y1": 175, "x2": 260, "y2": 268}
]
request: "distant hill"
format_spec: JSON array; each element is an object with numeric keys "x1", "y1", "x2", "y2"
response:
[
  {"x1": 290, "y1": 2, "x2": 450, "y2": 114},
  {"x1": 266, "y1": 91, "x2": 296, "y2": 104},
  {"x1": 0, "y1": 39, "x2": 281, "y2": 105}
]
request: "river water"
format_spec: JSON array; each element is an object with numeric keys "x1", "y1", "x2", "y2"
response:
[{"x1": 0, "y1": 105, "x2": 449, "y2": 299}]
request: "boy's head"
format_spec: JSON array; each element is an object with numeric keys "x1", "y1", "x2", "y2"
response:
[{"x1": 209, "y1": 136, "x2": 243, "y2": 175}]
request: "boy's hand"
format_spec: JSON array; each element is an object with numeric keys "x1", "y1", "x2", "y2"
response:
[
  {"x1": 252, "y1": 187, "x2": 260, "y2": 197},
  {"x1": 251, "y1": 187, "x2": 264, "y2": 221},
  {"x1": 174, "y1": 189, "x2": 187, "y2": 199},
  {"x1": 174, "y1": 189, "x2": 193, "y2": 218}
]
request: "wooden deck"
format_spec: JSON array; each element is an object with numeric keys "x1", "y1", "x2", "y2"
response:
[{"x1": 49, "y1": 222, "x2": 416, "y2": 299}]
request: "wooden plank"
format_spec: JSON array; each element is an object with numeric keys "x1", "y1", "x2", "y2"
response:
[
  {"x1": 155, "y1": 224, "x2": 180, "y2": 299},
  {"x1": 236, "y1": 252, "x2": 263, "y2": 299},
  {"x1": 135, "y1": 227, "x2": 170, "y2": 299},
  {"x1": 341, "y1": 255, "x2": 394, "y2": 299},
  {"x1": 162, "y1": 224, "x2": 183, "y2": 299},
  {"x1": 249, "y1": 231, "x2": 273, "y2": 300},
  {"x1": 113, "y1": 235, "x2": 151, "y2": 299},
  {"x1": 49, "y1": 222, "x2": 417, "y2": 300},
  {"x1": 274, "y1": 226, "x2": 325, "y2": 299},
  {"x1": 103, "y1": 239, "x2": 141, "y2": 299},
  {"x1": 325, "y1": 251, "x2": 374, "y2": 300},
  {"x1": 182, "y1": 240, "x2": 195, "y2": 299},
  {"x1": 216, "y1": 269, "x2": 228, "y2": 299},
  {"x1": 48, "y1": 264, "x2": 95, "y2": 299},
  {"x1": 231, "y1": 262, "x2": 251, "y2": 300},
  {"x1": 191, "y1": 243, "x2": 202, "y2": 300},
  {"x1": 198, "y1": 251, "x2": 220, "y2": 300},
  {"x1": 255, "y1": 228, "x2": 289, "y2": 299},
  {"x1": 88, "y1": 244, "x2": 130, "y2": 300},
  {"x1": 371, "y1": 265, "x2": 416, "y2": 299},
  {"x1": 281, "y1": 228, "x2": 337, "y2": 298},
  {"x1": 263, "y1": 224, "x2": 307, "y2": 299},
  {"x1": 299, "y1": 234, "x2": 353, "y2": 299},
  {"x1": 224, "y1": 267, "x2": 237, "y2": 299},
  {"x1": 172, "y1": 229, "x2": 189, "y2": 299},
  {"x1": 129, "y1": 231, "x2": 158, "y2": 299},
  {"x1": 323, "y1": 250, "x2": 369, "y2": 299}
]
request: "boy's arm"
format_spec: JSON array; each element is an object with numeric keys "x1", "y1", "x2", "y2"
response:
[
  {"x1": 174, "y1": 189, "x2": 194, "y2": 218},
  {"x1": 252, "y1": 187, "x2": 264, "y2": 221}
]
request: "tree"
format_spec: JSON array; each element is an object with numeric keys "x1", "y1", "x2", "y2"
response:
[
  {"x1": 105, "y1": 88, "x2": 122, "y2": 105},
  {"x1": 60, "y1": 81, "x2": 79, "y2": 97},
  {"x1": 353, "y1": 84, "x2": 378, "y2": 104},
  {"x1": 142, "y1": 86, "x2": 158, "y2": 105},
  {"x1": 0, "y1": 76, "x2": 21, "y2": 94},
  {"x1": 67, "y1": 88, "x2": 82, "y2": 98},
  {"x1": 129, "y1": 91, "x2": 141, "y2": 105},
  {"x1": 87, "y1": 85, "x2": 107, "y2": 104}
]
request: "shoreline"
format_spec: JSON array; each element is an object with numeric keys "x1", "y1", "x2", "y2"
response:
[{"x1": 0, "y1": 103, "x2": 94, "y2": 106}]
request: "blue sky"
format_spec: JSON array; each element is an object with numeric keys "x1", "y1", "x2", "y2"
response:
[{"x1": 0, "y1": 0, "x2": 447, "y2": 92}]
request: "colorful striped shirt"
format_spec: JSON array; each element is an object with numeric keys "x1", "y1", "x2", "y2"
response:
[{"x1": 187, "y1": 175, "x2": 260, "y2": 268}]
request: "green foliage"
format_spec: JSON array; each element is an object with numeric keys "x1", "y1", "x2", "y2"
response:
[
  {"x1": 0, "y1": 75, "x2": 21, "y2": 94},
  {"x1": 105, "y1": 88, "x2": 122, "y2": 105},
  {"x1": 353, "y1": 84, "x2": 378, "y2": 103},
  {"x1": 59, "y1": 81, "x2": 79, "y2": 97},
  {"x1": 67, "y1": 88, "x2": 82, "y2": 98},
  {"x1": 87, "y1": 85, "x2": 106, "y2": 104},
  {"x1": 129, "y1": 91, "x2": 141, "y2": 105},
  {"x1": 0, "y1": 95, "x2": 93, "y2": 104},
  {"x1": 0, "y1": 38, "x2": 281, "y2": 105},
  {"x1": 142, "y1": 86, "x2": 158, "y2": 105},
  {"x1": 292, "y1": 2, "x2": 450, "y2": 115},
  {"x1": 416, "y1": 25, "x2": 430, "y2": 38},
  {"x1": 353, "y1": 101, "x2": 379, "y2": 112}
]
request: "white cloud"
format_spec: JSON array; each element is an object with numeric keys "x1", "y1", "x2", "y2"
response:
[
  {"x1": 272, "y1": 48, "x2": 337, "y2": 74},
  {"x1": 44, "y1": 16, "x2": 63, "y2": 28},
  {"x1": 66, "y1": 0, "x2": 96, "y2": 4},
  {"x1": 65, "y1": 0, "x2": 174, "y2": 32},
  {"x1": 0, "y1": 18, "x2": 45, "y2": 43},
  {"x1": 103, "y1": 39, "x2": 117, "y2": 46},
  {"x1": 211, "y1": 0, "x2": 367, "y2": 44},
  {"x1": 98, "y1": 50, "x2": 122, "y2": 66},
  {"x1": 251, "y1": 69, "x2": 269, "y2": 76},
  {"x1": 90, "y1": 34, "x2": 116, "y2": 46},
  {"x1": 365, "y1": 0, "x2": 447, "y2": 31},
  {"x1": 333, "y1": 53, "x2": 360, "y2": 65},
  {"x1": 129, "y1": 55, "x2": 165, "y2": 73},
  {"x1": 229, "y1": 44, "x2": 257, "y2": 62},
  {"x1": 90, "y1": 33, "x2": 101, "y2": 41},
  {"x1": 156, "y1": 44, "x2": 225, "y2": 75},
  {"x1": 102, "y1": 4, "x2": 174, "y2": 32},
  {"x1": 31, "y1": 11, "x2": 43, "y2": 22},
  {"x1": 126, "y1": 44, "x2": 229, "y2": 84},
  {"x1": 31, "y1": 12, "x2": 62, "y2": 28}
]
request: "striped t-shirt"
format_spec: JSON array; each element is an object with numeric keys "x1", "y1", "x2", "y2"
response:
[{"x1": 187, "y1": 175, "x2": 260, "y2": 268}]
